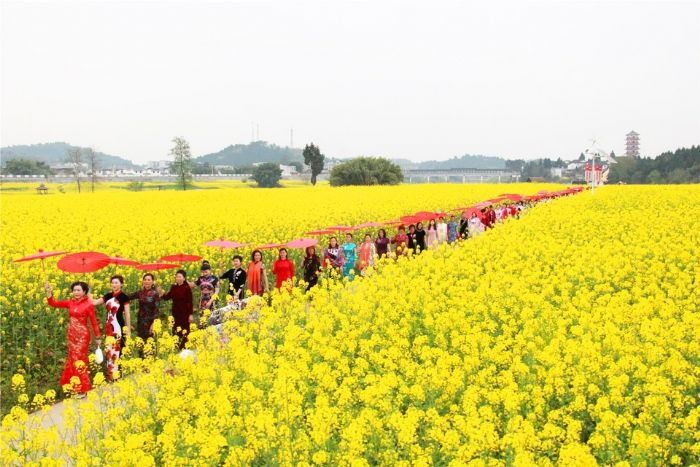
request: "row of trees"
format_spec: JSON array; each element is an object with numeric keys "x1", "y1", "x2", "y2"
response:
[{"x1": 608, "y1": 146, "x2": 700, "y2": 184}]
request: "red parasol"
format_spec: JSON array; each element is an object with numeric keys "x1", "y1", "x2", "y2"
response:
[
  {"x1": 486, "y1": 198, "x2": 506, "y2": 204},
  {"x1": 413, "y1": 211, "x2": 439, "y2": 221},
  {"x1": 400, "y1": 215, "x2": 422, "y2": 224},
  {"x1": 257, "y1": 242, "x2": 284, "y2": 250},
  {"x1": 14, "y1": 249, "x2": 68, "y2": 263},
  {"x1": 327, "y1": 225, "x2": 355, "y2": 232},
  {"x1": 57, "y1": 252, "x2": 111, "y2": 274},
  {"x1": 286, "y1": 238, "x2": 319, "y2": 249},
  {"x1": 109, "y1": 256, "x2": 140, "y2": 266},
  {"x1": 160, "y1": 253, "x2": 203, "y2": 262},
  {"x1": 136, "y1": 263, "x2": 180, "y2": 271},
  {"x1": 473, "y1": 201, "x2": 491, "y2": 208},
  {"x1": 499, "y1": 194, "x2": 523, "y2": 201},
  {"x1": 305, "y1": 229, "x2": 336, "y2": 236},
  {"x1": 382, "y1": 220, "x2": 402, "y2": 226},
  {"x1": 204, "y1": 239, "x2": 247, "y2": 249},
  {"x1": 354, "y1": 221, "x2": 383, "y2": 229}
]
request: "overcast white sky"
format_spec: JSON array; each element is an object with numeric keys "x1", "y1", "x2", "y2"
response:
[{"x1": 1, "y1": 0, "x2": 699, "y2": 163}]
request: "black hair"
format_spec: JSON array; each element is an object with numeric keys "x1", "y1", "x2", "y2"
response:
[
  {"x1": 142, "y1": 273, "x2": 154, "y2": 281},
  {"x1": 278, "y1": 248, "x2": 288, "y2": 259},
  {"x1": 251, "y1": 250, "x2": 262, "y2": 261},
  {"x1": 70, "y1": 281, "x2": 89, "y2": 293},
  {"x1": 175, "y1": 269, "x2": 187, "y2": 278},
  {"x1": 328, "y1": 236, "x2": 339, "y2": 248},
  {"x1": 110, "y1": 275, "x2": 124, "y2": 284},
  {"x1": 232, "y1": 255, "x2": 243, "y2": 262},
  {"x1": 377, "y1": 228, "x2": 387, "y2": 238},
  {"x1": 345, "y1": 233, "x2": 353, "y2": 239}
]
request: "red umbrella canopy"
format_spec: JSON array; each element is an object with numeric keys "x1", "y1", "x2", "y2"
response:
[
  {"x1": 203, "y1": 239, "x2": 246, "y2": 249},
  {"x1": 473, "y1": 201, "x2": 491, "y2": 208},
  {"x1": 14, "y1": 249, "x2": 68, "y2": 263},
  {"x1": 109, "y1": 256, "x2": 140, "y2": 266},
  {"x1": 257, "y1": 242, "x2": 284, "y2": 250},
  {"x1": 160, "y1": 253, "x2": 203, "y2": 262},
  {"x1": 305, "y1": 229, "x2": 336, "y2": 236},
  {"x1": 400, "y1": 215, "x2": 421, "y2": 224},
  {"x1": 57, "y1": 252, "x2": 111, "y2": 273},
  {"x1": 499, "y1": 194, "x2": 523, "y2": 201},
  {"x1": 413, "y1": 211, "x2": 439, "y2": 221},
  {"x1": 136, "y1": 263, "x2": 180, "y2": 271},
  {"x1": 486, "y1": 197, "x2": 506, "y2": 204},
  {"x1": 382, "y1": 220, "x2": 402, "y2": 226},
  {"x1": 327, "y1": 225, "x2": 355, "y2": 231},
  {"x1": 354, "y1": 221, "x2": 383, "y2": 229},
  {"x1": 286, "y1": 238, "x2": 319, "y2": 249}
]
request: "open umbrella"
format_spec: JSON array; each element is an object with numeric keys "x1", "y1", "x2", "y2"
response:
[
  {"x1": 305, "y1": 229, "x2": 336, "y2": 236},
  {"x1": 203, "y1": 239, "x2": 247, "y2": 249},
  {"x1": 327, "y1": 225, "x2": 355, "y2": 232},
  {"x1": 257, "y1": 242, "x2": 284, "y2": 250},
  {"x1": 382, "y1": 220, "x2": 402, "y2": 226},
  {"x1": 354, "y1": 221, "x2": 383, "y2": 229},
  {"x1": 486, "y1": 197, "x2": 506, "y2": 204},
  {"x1": 109, "y1": 256, "x2": 140, "y2": 266},
  {"x1": 136, "y1": 263, "x2": 180, "y2": 271},
  {"x1": 400, "y1": 215, "x2": 421, "y2": 224},
  {"x1": 413, "y1": 211, "x2": 439, "y2": 221},
  {"x1": 160, "y1": 253, "x2": 203, "y2": 263},
  {"x1": 474, "y1": 201, "x2": 491, "y2": 208},
  {"x1": 57, "y1": 252, "x2": 111, "y2": 274},
  {"x1": 286, "y1": 238, "x2": 318, "y2": 249},
  {"x1": 14, "y1": 249, "x2": 69, "y2": 276},
  {"x1": 499, "y1": 194, "x2": 523, "y2": 201},
  {"x1": 14, "y1": 249, "x2": 68, "y2": 263}
]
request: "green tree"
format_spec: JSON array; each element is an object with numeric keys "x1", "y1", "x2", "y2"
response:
[
  {"x1": 302, "y1": 143, "x2": 325, "y2": 185},
  {"x1": 329, "y1": 157, "x2": 403, "y2": 187},
  {"x1": 2, "y1": 159, "x2": 53, "y2": 176},
  {"x1": 646, "y1": 169, "x2": 663, "y2": 184},
  {"x1": 169, "y1": 137, "x2": 192, "y2": 190},
  {"x1": 252, "y1": 163, "x2": 282, "y2": 188}
]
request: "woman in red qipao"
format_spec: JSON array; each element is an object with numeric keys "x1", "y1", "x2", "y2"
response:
[{"x1": 44, "y1": 281, "x2": 102, "y2": 396}]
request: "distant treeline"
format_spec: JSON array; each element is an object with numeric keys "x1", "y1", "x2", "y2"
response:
[{"x1": 608, "y1": 146, "x2": 700, "y2": 184}]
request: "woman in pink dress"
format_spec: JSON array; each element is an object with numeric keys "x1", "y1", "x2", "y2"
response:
[
  {"x1": 426, "y1": 219, "x2": 439, "y2": 250},
  {"x1": 44, "y1": 281, "x2": 101, "y2": 396}
]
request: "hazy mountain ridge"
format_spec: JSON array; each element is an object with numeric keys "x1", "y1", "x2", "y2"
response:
[
  {"x1": 392, "y1": 154, "x2": 507, "y2": 170},
  {"x1": 194, "y1": 141, "x2": 304, "y2": 166},
  {"x1": 0, "y1": 142, "x2": 137, "y2": 168}
]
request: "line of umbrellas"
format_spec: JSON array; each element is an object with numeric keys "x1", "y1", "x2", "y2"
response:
[{"x1": 13, "y1": 188, "x2": 583, "y2": 275}]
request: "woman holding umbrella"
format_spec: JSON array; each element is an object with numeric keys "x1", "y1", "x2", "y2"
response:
[
  {"x1": 91, "y1": 275, "x2": 131, "y2": 381},
  {"x1": 341, "y1": 233, "x2": 357, "y2": 280},
  {"x1": 157, "y1": 269, "x2": 194, "y2": 350},
  {"x1": 414, "y1": 222, "x2": 427, "y2": 253},
  {"x1": 247, "y1": 250, "x2": 269, "y2": 296},
  {"x1": 323, "y1": 237, "x2": 344, "y2": 274},
  {"x1": 374, "y1": 229, "x2": 391, "y2": 259},
  {"x1": 44, "y1": 281, "x2": 101, "y2": 397},
  {"x1": 127, "y1": 273, "x2": 161, "y2": 343},
  {"x1": 302, "y1": 246, "x2": 322, "y2": 290},
  {"x1": 358, "y1": 233, "x2": 376, "y2": 275}
]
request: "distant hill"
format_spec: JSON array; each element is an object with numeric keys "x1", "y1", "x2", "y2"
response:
[
  {"x1": 0, "y1": 142, "x2": 136, "y2": 168},
  {"x1": 195, "y1": 141, "x2": 303, "y2": 166},
  {"x1": 393, "y1": 154, "x2": 507, "y2": 170}
]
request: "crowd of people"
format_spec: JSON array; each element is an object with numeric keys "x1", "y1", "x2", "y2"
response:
[{"x1": 42, "y1": 197, "x2": 548, "y2": 397}]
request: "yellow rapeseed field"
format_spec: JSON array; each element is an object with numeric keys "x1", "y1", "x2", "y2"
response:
[{"x1": 1, "y1": 183, "x2": 699, "y2": 465}]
